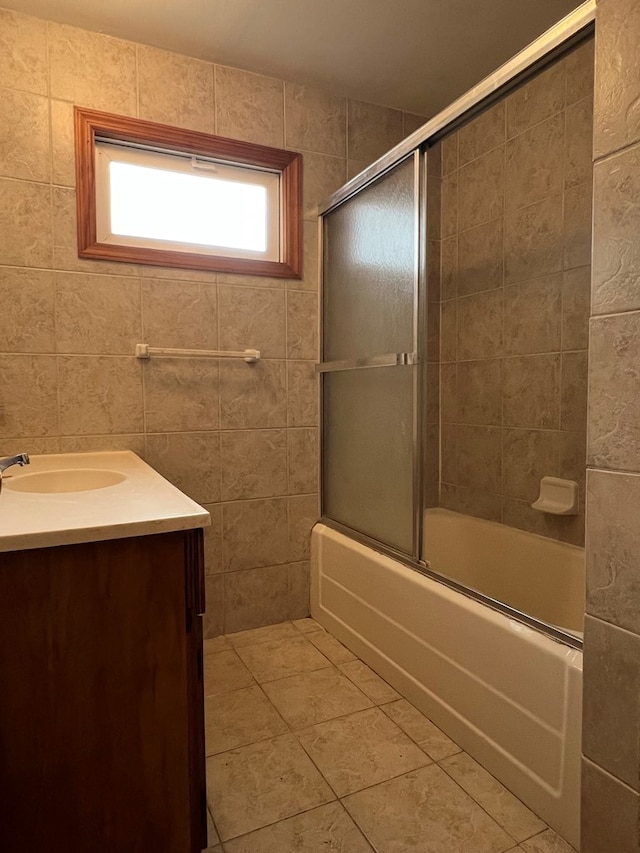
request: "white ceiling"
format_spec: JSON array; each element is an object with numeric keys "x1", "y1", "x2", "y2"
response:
[{"x1": 3, "y1": 0, "x2": 580, "y2": 116}]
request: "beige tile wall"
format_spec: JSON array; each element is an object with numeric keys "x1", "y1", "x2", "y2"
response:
[
  {"x1": 582, "y1": 0, "x2": 640, "y2": 848},
  {"x1": 0, "y1": 6, "x2": 425, "y2": 636},
  {"x1": 432, "y1": 41, "x2": 593, "y2": 547}
]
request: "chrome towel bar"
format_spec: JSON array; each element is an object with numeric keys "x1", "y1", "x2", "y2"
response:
[{"x1": 135, "y1": 343, "x2": 260, "y2": 363}]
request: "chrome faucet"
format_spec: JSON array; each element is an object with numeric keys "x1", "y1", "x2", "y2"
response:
[{"x1": 0, "y1": 453, "x2": 30, "y2": 493}]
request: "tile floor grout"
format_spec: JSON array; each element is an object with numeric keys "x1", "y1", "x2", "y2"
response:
[{"x1": 203, "y1": 620, "x2": 575, "y2": 853}]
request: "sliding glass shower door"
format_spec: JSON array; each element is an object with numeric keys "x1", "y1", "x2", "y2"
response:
[{"x1": 319, "y1": 152, "x2": 421, "y2": 557}]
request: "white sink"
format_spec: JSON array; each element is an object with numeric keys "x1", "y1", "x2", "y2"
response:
[{"x1": 5, "y1": 468, "x2": 126, "y2": 493}]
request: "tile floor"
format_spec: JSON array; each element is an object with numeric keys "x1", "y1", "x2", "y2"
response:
[{"x1": 202, "y1": 619, "x2": 577, "y2": 853}]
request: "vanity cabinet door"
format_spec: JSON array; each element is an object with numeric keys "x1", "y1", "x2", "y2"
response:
[{"x1": 0, "y1": 529, "x2": 206, "y2": 853}]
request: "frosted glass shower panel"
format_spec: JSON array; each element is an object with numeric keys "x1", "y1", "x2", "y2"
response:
[
  {"x1": 323, "y1": 366, "x2": 414, "y2": 552},
  {"x1": 323, "y1": 156, "x2": 417, "y2": 361}
]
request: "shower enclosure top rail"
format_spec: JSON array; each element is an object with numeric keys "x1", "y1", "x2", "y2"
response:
[
  {"x1": 315, "y1": 352, "x2": 418, "y2": 373},
  {"x1": 135, "y1": 343, "x2": 260, "y2": 363}
]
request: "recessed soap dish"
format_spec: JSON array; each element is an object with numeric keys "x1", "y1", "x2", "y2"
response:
[{"x1": 531, "y1": 477, "x2": 579, "y2": 515}]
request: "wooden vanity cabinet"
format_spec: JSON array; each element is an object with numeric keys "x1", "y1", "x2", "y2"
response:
[{"x1": 0, "y1": 528, "x2": 207, "y2": 853}]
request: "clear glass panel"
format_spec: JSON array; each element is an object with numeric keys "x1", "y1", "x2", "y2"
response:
[
  {"x1": 323, "y1": 156, "x2": 416, "y2": 362},
  {"x1": 323, "y1": 365, "x2": 414, "y2": 553}
]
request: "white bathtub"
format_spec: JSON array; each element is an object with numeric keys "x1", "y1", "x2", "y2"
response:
[{"x1": 311, "y1": 510, "x2": 584, "y2": 849}]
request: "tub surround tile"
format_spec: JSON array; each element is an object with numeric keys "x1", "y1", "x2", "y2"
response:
[
  {"x1": 441, "y1": 172, "x2": 458, "y2": 239},
  {"x1": 287, "y1": 360, "x2": 319, "y2": 427},
  {"x1": 222, "y1": 497, "x2": 289, "y2": 572},
  {"x1": 561, "y1": 267, "x2": 591, "y2": 351},
  {"x1": 502, "y1": 275, "x2": 562, "y2": 356},
  {"x1": 137, "y1": 45, "x2": 214, "y2": 133},
  {"x1": 215, "y1": 65, "x2": 284, "y2": 148},
  {"x1": 506, "y1": 61, "x2": 565, "y2": 139},
  {"x1": 564, "y1": 98, "x2": 594, "y2": 190},
  {"x1": 288, "y1": 494, "x2": 319, "y2": 561},
  {"x1": 286, "y1": 291, "x2": 318, "y2": 360},
  {"x1": 563, "y1": 181, "x2": 593, "y2": 271},
  {"x1": 440, "y1": 752, "x2": 546, "y2": 842},
  {"x1": 588, "y1": 312, "x2": 640, "y2": 470},
  {"x1": 203, "y1": 574, "x2": 224, "y2": 640},
  {"x1": 288, "y1": 561, "x2": 311, "y2": 620},
  {"x1": 0, "y1": 8, "x2": 48, "y2": 95},
  {"x1": 581, "y1": 759, "x2": 639, "y2": 853},
  {"x1": 206, "y1": 734, "x2": 334, "y2": 841},
  {"x1": 457, "y1": 218, "x2": 504, "y2": 297},
  {"x1": 220, "y1": 359, "x2": 287, "y2": 430},
  {"x1": 0, "y1": 354, "x2": 58, "y2": 439},
  {"x1": 223, "y1": 802, "x2": 374, "y2": 853},
  {"x1": 50, "y1": 100, "x2": 77, "y2": 187},
  {"x1": 0, "y1": 268, "x2": 55, "y2": 353},
  {"x1": 593, "y1": 0, "x2": 640, "y2": 158},
  {"x1": 235, "y1": 634, "x2": 330, "y2": 683},
  {"x1": 204, "y1": 685, "x2": 288, "y2": 755},
  {"x1": 300, "y1": 151, "x2": 346, "y2": 221},
  {"x1": 143, "y1": 431, "x2": 220, "y2": 504},
  {"x1": 566, "y1": 39, "x2": 594, "y2": 107},
  {"x1": 504, "y1": 194, "x2": 564, "y2": 285},
  {"x1": 0, "y1": 88, "x2": 50, "y2": 183},
  {"x1": 456, "y1": 359, "x2": 502, "y2": 426},
  {"x1": 338, "y1": 660, "x2": 401, "y2": 705},
  {"x1": 203, "y1": 649, "x2": 255, "y2": 697},
  {"x1": 582, "y1": 615, "x2": 640, "y2": 788},
  {"x1": 503, "y1": 354, "x2": 560, "y2": 430},
  {"x1": 141, "y1": 279, "x2": 218, "y2": 351},
  {"x1": 262, "y1": 666, "x2": 373, "y2": 729},
  {"x1": 458, "y1": 101, "x2": 505, "y2": 166},
  {"x1": 456, "y1": 290, "x2": 503, "y2": 360},
  {"x1": 382, "y1": 699, "x2": 461, "y2": 761},
  {"x1": 458, "y1": 147, "x2": 505, "y2": 232},
  {"x1": 456, "y1": 425, "x2": 502, "y2": 494},
  {"x1": 0, "y1": 178, "x2": 52, "y2": 269},
  {"x1": 440, "y1": 235, "x2": 458, "y2": 300},
  {"x1": 560, "y1": 352, "x2": 588, "y2": 433},
  {"x1": 343, "y1": 765, "x2": 513, "y2": 853},
  {"x1": 592, "y1": 146, "x2": 640, "y2": 315},
  {"x1": 143, "y1": 359, "x2": 220, "y2": 433},
  {"x1": 442, "y1": 133, "x2": 458, "y2": 176},
  {"x1": 502, "y1": 429, "x2": 559, "y2": 502},
  {"x1": 223, "y1": 565, "x2": 290, "y2": 633},
  {"x1": 586, "y1": 470, "x2": 640, "y2": 634},
  {"x1": 57, "y1": 356, "x2": 143, "y2": 436},
  {"x1": 220, "y1": 430, "x2": 287, "y2": 501},
  {"x1": 287, "y1": 428, "x2": 319, "y2": 496},
  {"x1": 48, "y1": 22, "x2": 137, "y2": 116},
  {"x1": 347, "y1": 100, "x2": 404, "y2": 165},
  {"x1": 505, "y1": 113, "x2": 564, "y2": 211},
  {"x1": 202, "y1": 504, "x2": 222, "y2": 576},
  {"x1": 55, "y1": 273, "x2": 141, "y2": 355},
  {"x1": 285, "y1": 83, "x2": 346, "y2": 157},
  {"x1": 217, "y1": 285, "x2": 286, "y2": 359}
]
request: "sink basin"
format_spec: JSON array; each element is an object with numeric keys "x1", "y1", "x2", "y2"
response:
[{"x1": 4, "y1": 468, "x2": 126, "y2": 494}]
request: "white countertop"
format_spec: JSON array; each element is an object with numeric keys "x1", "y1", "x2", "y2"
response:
[{"x1": 0, "y1": 451, "x2": 210, "y2": 553}]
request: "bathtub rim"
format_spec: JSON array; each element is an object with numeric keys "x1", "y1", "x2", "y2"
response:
[{"x1": 319, "y1": 515, "x2": 583, "y2": 651}]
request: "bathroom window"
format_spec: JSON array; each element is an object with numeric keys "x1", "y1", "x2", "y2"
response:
[{"x1": 74, "y1": 108, "x2": 302, "y2": 278}]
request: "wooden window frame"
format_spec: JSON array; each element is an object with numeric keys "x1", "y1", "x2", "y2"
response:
[{"x1": 74, "y1": 107, "x2": 302, "y2": 278}]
